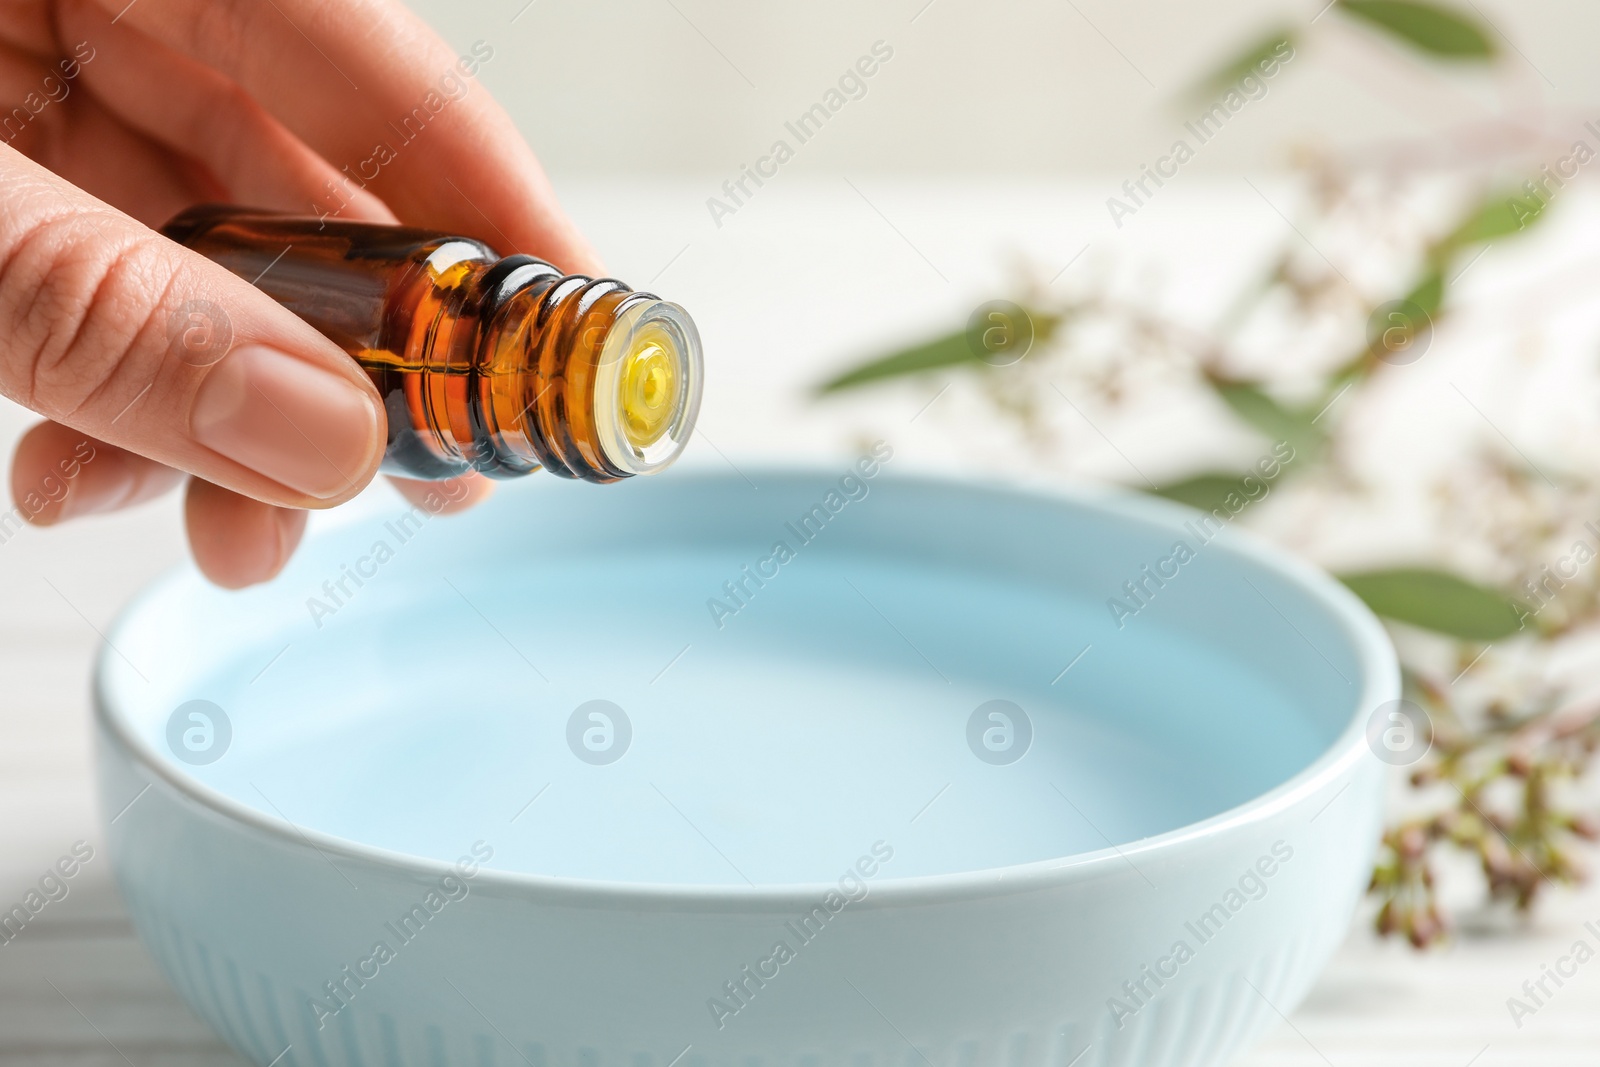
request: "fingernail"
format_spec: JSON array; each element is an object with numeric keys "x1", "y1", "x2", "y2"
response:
[{"x1": 191, "y1": 345, "x2": 381, "y2": 499}]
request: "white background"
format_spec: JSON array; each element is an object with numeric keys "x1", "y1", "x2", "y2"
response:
[{"x1": 4, "y1": 1, "x2": 1600, "y2": 1064}]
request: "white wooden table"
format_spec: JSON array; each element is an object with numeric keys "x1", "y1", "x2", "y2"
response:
[{"x1": 3, "y1": 179, "x2": 1598, "y2": 1065}]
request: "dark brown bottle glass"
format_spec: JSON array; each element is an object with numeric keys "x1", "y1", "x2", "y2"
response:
[{"x1": 162, "y1": 205, "x2": 702, "y2": 483}]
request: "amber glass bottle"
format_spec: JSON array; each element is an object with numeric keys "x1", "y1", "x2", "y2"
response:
[{"x1": 163, "y1": 205, "x2": 702, "y2": 483}]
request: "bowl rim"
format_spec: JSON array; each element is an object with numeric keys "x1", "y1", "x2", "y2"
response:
[{"x1": 94, "y1": 465, "x2": 1398, "y2": 907}]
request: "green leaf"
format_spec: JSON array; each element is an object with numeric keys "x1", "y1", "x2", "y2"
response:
[
  {"x1": 1337, "y1": 0, "x2": 1496, "y2": 60},
  {"x1": 815, "y1": 309, "x2": 1058, "y2": 394},
  {"x1": 1323, "y1": 268, "x2": 1445, "y2": 384},
  {"x1": 1402, "y1": 268, "x2": 1445, "y2": 318},
  {"x1": 1210, "y1": 380, "x2": 1325, "y2": 456},
  {"x1": 1332, "y1": 187, "x2": 1546, "y2": 382},
  {"x1": 1190, "y1": 29, "x2": 1296, "y2": 97},
  {"x1": 1149, "y1": 470, "x2": 1283, "y2": 511},
  {"x1": 1338, "y1": 567, "x2": 1527, "y2": 639},
  {"x1": 1449, "y1": 198, "x2": 1534, "y2": 244},
  {"x1": 1438, "y1": 191, "x2": 1547, "y2": 255},
  {"x1": 816, "y1": 328, "x2": 974, "y2": 394}
]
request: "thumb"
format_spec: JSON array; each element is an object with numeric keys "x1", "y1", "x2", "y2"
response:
[{"x1": 0, "y1": 148, "x2": 385, "y2": 507}]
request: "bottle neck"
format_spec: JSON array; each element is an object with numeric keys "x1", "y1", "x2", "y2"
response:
[
  {"x1": 470, "y1": 258, "x2": 634, "y2": 482},
  {"x1": 433, "y1": 257, "x2": 698, "y2": 483}
]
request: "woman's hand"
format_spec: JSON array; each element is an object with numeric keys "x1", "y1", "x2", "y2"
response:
[{"x1": 0, "y1": 0, "x2": 599, "y2": 586}]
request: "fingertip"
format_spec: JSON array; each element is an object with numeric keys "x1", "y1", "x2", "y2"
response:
[
  {"x1": 272, "y1": 504, "x2": 309, "y2": 571},
  {"x1": 389, "y1": 472, "x2": 493, "y2": 515},
  {"x1": 11, "y1": 422, "x2": 78, "y2": 527},
  {"x1": 185, "y1": 478, "x2": 307, "y2": 589},
  {"x1": 560, "y1": 235, "x2": 606, "y2": 279},
  {"x1": 11, "y1": 422, "x2": 184, "y2": 527}
]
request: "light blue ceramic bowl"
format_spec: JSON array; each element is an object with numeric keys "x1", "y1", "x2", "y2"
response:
[{"x1": 95, "y1": 468, "x2": 1397, "y2": 1067}]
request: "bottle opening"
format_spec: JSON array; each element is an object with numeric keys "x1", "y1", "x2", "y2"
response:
[
  {"x1": 621, "y1": 325, "x2": 679, "y2": 449},
  {"x1": 593, "y1": 300, "x2": 702, "y2": 475}
]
